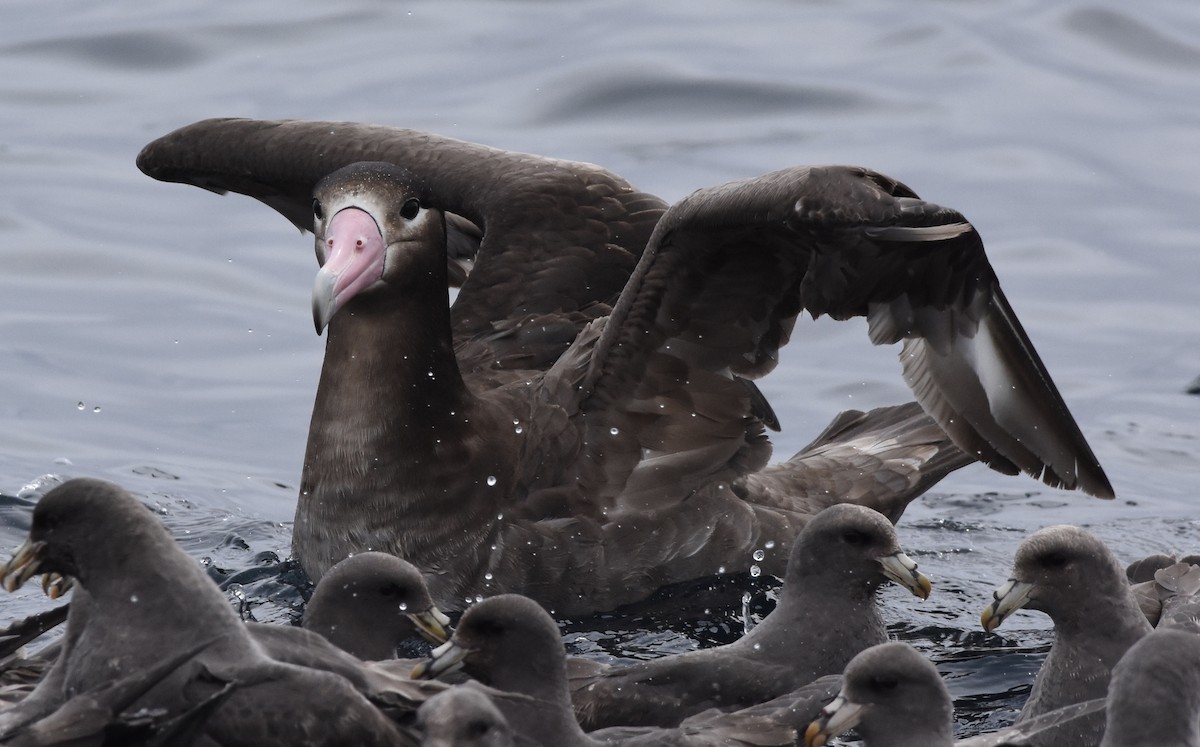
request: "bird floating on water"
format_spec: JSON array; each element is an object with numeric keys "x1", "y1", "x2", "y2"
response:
[{"x1": 138, "y1": 119, "x2": 1114, "y2": 614}]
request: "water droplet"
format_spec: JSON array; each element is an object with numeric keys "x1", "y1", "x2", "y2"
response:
[
  {"x1": 398, "y1": 602, "x2": 408, "y2": 611},
  {"x1": 130, "y1": 594, "x2": 139, "y2": 603},
  {"x1": 76, "y1": 402, "x2": 84, "y2": 410},
  {"x1": 515, "y1": 425, "x2": 523, "y2": 434},
  {"x1": 749, "y1": 564, "x2": 761, "y2": 578},
  {"x1": 752, "y1": 642, "x2": 761, "y2": 651},
  {"x1": 92, "y1": 406, "x2": 101, "y2": 414},
  {"x1": 484, "y1": 572, "x2": 493, "y2": 581},
  {"x1": 474, "y1": 594, "x2": 483, "y2": 603},
  {"x1": 609, "y1": 427, "x2": 619, "y2": 436},
  {"x1": 486, "y1": 475, "x2": 497, "y2": 487},
  {"x1": 752, "y1": 549, "x2": 765, "y2": 562},
  {"x1": 764, "y1": 540, "x2": 776, "y2": 550},
  {"x1": 496, "y1": 512, "x2": 504, "y2": 521},
  {"x1": 717, "y1": 566, "x2": 726, "y2": 574}
]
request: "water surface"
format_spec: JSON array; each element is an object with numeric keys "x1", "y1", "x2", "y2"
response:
[{"x1": 3, "y1": 0, "x2": 1200, "y2": 738}]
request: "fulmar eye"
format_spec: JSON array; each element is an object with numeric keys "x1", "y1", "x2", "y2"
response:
[
  {"x1": 842, "y1": 530, "x2": 867, "y2": 546},
  {"x1": 379, "y1": 583, "x2": 406, "y2": 598},
  {"x1": 312, "y1": 198, "x2": 324, "y2": 220},
  {"x1": 400, "y1": 198, "x2": 421, "y2": 220},
  {"x1": 1039, "y1": 551, "x2": 1069, "y2": 569}
]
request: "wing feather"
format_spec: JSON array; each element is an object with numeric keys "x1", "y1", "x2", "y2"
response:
[{"x1": 573, "y1": 164, "x2": 1112, "y2": 504}]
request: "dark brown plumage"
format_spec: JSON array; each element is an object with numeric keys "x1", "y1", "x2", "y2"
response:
[{"x1": 138, "y1": 119, "x2": 1112, "y2": 615}]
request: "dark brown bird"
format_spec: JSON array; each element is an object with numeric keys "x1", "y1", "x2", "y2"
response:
[{"x1": 138, "y1": 119, "x2": 1113, "y2": 615}]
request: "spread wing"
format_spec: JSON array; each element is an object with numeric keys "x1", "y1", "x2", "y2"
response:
[
  {"x1": 136, "y1": 118, "x2": 665, "y2": 357},
  {"x1": 566, "y1": 164, "x2": 1112, "y2": 508}
]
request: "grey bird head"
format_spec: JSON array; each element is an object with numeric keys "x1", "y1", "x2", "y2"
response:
[
  {"x1": 786, "y1": 503, "x2": 931, "y2": 601},
  {"x1": 413, "y1": 595, "x2": 565, "y2": 700},
  {"x1": 806, "y1": 641, "x2": 953, "y2": 747},
  {"x1": 417, "y1": 686, "x2": 515, "y2": 747},
  {"x1": 982, "y1": 524, "x2": 1128, "y2": 632},
  {"x1": 303, "y1": 551, "x2": 451, "y2": 659},
  {"x1": 0, "y1": 478, "x2": 161, "y2": 595}
]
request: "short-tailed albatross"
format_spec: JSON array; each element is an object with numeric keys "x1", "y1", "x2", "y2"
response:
[{"x1": 137, "y1": 119, "x2": 1113, "y2": 614}]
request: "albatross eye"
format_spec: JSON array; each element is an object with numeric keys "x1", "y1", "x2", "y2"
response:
[
  {"x1": 312, "y1": 198, "x2": 324, "y2": 221},
  {"x1": 400, "y1": 198, "x2": 421, "y2": 220}
]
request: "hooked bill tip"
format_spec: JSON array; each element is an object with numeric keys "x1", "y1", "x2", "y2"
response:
[
  {"x1": 409, "y1": 607, "x2": 451, "y2": 645},
  {"x1": 981, "y1": 605, "x2": 1000, "y2": 632},
  {"x1": 914, "y1": 572, "x2": 932, "y2": 600},
  {"x1": 312, "y1": 267, "x2": 337, "y2": 334},
  {"x1": 312, "y1": 304, "x2": 329, "y2": 335}
]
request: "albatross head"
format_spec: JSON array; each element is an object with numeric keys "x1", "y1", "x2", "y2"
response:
[{"x1": 310, "y1": 161, "x2": 442, "y2": 333}]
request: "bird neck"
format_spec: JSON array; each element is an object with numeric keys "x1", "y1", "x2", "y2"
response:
[
  {"x1": 81, "y1": 527, "x2": 243, "y2": 630},
  {"x1": 486, "y1": 656, "x2": 587, "y2": 745},
  {"x1": 743, "y1": 574, "x2": 885, "y2": 681},
  {"x1": 1052, "y1": 584, "x2": 1150, "y2": 643},
  {"x1": 322, "y1": 285, "x2": 468, "y2": 415},
  {"x1": 65, "y1": 534, "x2": 250, "y2": 695},
  {"x1": 306, "y1": 286, "x2": 474, "y2": 499},
  {"x1": 295, "y1": 284, "x2": 516, "y2": 595}
]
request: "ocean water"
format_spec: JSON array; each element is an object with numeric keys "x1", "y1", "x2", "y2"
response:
[{"x1": 2, "y1": 0, "x2": 1200, "y2": 738}]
